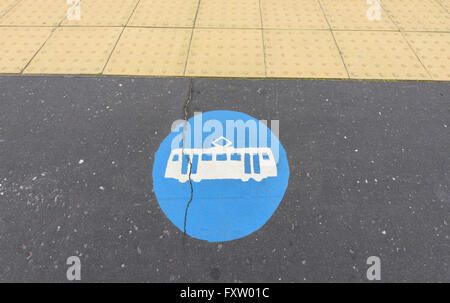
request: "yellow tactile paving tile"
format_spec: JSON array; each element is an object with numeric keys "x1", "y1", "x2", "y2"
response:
[
  {"x1": 0, "y1": 0, "x2": 68, "y2": 26},
  {"x1": 0, "y1": 1, "x2": 447, "y2": 80},
  {"x1": 128, "y1": 0, "x2": 198, "y2": 27},
  {"x1": 24, "y1": 27, "x2": 122, "y2": 75},
  {"x1": 260, "y1": 0, "x2": 328, "y2": 29},
  {"x1": 62, "y1": 0, "x2": 138, "y2": 26},
  {"x1": 104, "y1": 28, "x2": 191, "y2": 76},
  {"x1": 320, "y1": 0, "x2": 397, "y2": 30},
  {"x1": 264, "y1": 30, "x2": 348, "y2": 78},
  {"x1": 404, "y1": 32, "x2": 450, "y2": 81},
  {"x1": 196, "y1": 0, "x2": 261, "y2": 29},
  {"x1": 0, "y1": 0, "x2": 19, "y2": 16},
  {"x1": 186, "y1": 29, "x2": 265, "y2": 77},
  {"x1": 381, "y1": 0, "x2": 450, "y2": 31},
  {"x1": 334, "y1": 31, "x2": 430, "y2": 80},
  {"x1": 0, "y1": 27, "x2": 52, "y2": 74}
]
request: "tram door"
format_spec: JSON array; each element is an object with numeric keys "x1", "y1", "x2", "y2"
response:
[{"x1": 181, "y1": 154, "x2": 199, "y2": 175}]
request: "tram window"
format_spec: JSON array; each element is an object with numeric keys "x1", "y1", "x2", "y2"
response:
[
  {"x1": 202, "y1": 154, "x2": 212, "y2": 161},
  {"x1": 172, "y1": 154, "x2": 179, "y2": 161},
  {"x1": 216, "y1": 154, "x2": 227, "y2": 161},
  {"x1": 230, "y1": 153, "x2": 241, "y2": 161},
  {"x1": 262, "y1": 153, "x2": 270, "y2": 160}
]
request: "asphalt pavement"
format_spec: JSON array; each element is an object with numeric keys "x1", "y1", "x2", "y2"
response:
[{"x1": 0, "y1": 76, "x2": 449, "y2": 282}]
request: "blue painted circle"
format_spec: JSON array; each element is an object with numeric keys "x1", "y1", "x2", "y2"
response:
[{"x1": 152, "y1": 110, "x2": 289, "y2": 242}]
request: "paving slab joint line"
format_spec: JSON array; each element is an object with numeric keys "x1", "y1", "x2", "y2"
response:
[
  {"x1": 182, "y1": 78, "x2": 195, "y2": 241},
  {"x1": 377, "y1": 0, "x2": 401, "y2": 32},
  {"x1": 100, "y1": 0, "x2": 142, "y2": 74},
  {"x1": 258, "y1": 0, "x2": 268, "y2": 77},
  {"x1": 400, "y1": 34, "x2": 434, "y2": 80},
  {"x1": 0, "y1": 0, "x2": 22, "y2": 20},
  {"x1": 316, "y1": 0, "x2": 351, "y2": 79},
  {"x1": 19, "y1": 2, "x2": 72, "y2": 74},
  {"x1": 378, "y1": 0, "x2": 434, "y2": 80},
  {"x1": 435, "y1": 0, "x2": 450, "y2": 14}
]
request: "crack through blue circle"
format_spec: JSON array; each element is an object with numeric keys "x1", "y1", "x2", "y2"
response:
[{"x1": 152, "y1": 110, "x2": 289, "y2": 242}]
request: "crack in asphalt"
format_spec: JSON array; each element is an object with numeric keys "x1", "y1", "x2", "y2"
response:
[{"x1": 182, "y1": 79, "x2": 194, "y2": 241}]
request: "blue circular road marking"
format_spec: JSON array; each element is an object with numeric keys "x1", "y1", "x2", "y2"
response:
[{"x1": 153, "y1": 110, "x2": 289, "y2": 242}]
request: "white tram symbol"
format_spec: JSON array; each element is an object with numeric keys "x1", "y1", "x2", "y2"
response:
[{"x1": 165, "y1": 137, "x2": 277, "y2": 183}]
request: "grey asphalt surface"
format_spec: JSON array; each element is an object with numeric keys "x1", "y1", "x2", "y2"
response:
[{"x1": 0, "y1": 76, "x2": 449, "y2": 282}]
